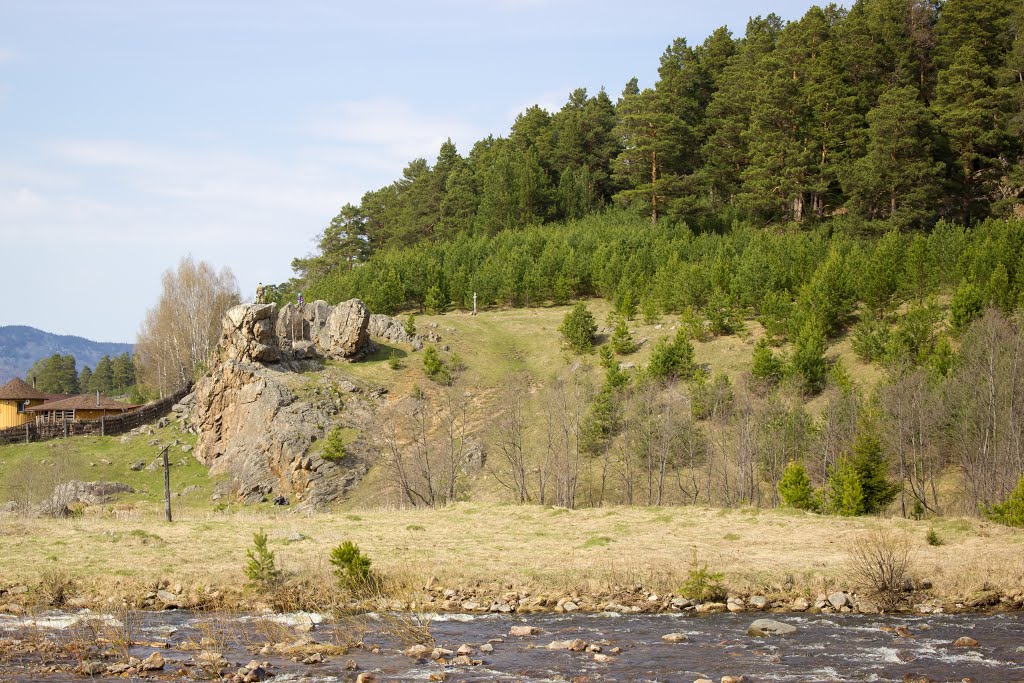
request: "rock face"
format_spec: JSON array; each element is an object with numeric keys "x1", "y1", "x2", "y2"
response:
[
  {"x1": 318, "y1": 300, "x2": 371, "y2": 360},
  {"x1": 223, "y1": 304, "x2": 281, "y2": 363},
  {"x1": 188, "y1": 299, "x2": 440, "y2": 508},
  {"x1": 190, "y1": 360, "x2": 367, "y2": 508},
  {"x1": 367, "y1": 314, "x2": 441, "y2": 351}
]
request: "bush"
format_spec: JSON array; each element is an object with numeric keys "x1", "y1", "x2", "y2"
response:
[
  {"x1": 330, "y1": 540, "x2": 373, "y2": 590},
  {"x1": 984, "y1": 474, "x2": 1024, "y2": 527},
  {"x1": 926, "y1": 528, "x2": 943, "y2": 546},
  {"x1": 851, "y1": 314, "x2": 890, "y2": 362},
  {"x1": 404, "y1": 313, "x2": 417, "y2": 337},
  {"x1": 422, "y1": 345, "x2": 452, "y2": 385},
  {"x1": 245, "y1": 529, "x2": 281, "y2": 585},
  {"x1": 559, "y1": 302, "x2": 597, "y2": 353},
  {"x1": 387, "y1": 350, "x2": 404, "y2": 370},
  {"x1": 778, "y1": 461, "x2": 818, "y2": 511},
  {"x1": 848, "y1": 529, "x2": 912, "y2": 611},
  {"x1": 680, "y1": 560, "x2": 726, "y2": 602}
]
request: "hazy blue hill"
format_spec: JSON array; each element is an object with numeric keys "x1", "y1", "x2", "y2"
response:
[{"x1": 0, "y1": 326, "x2": 132, "y2": 385}]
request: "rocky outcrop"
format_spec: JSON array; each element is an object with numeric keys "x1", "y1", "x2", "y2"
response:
[
  {"x1": 368, "y1": 314, "x2": 440, "y2": 351},
  {"x1": 222, "y1": 304, "x2": 281, "y2": 363},
  {"x1": 190, "y1": 360, "x2": 368, "y2": 508},
  {"x1": 318, "y1": 300, "x2": 371, "y2": 359}
]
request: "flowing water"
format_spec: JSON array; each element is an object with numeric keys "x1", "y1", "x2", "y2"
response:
[{"x1": 1, "y1": 609, "x2": 1022, "y2": 682}]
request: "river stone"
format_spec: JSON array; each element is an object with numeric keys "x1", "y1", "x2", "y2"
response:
[
  {"x1": 78, "y1": 661, "x2": 106, "y2": 675},
  {"x1": 727, "y1": 597, "x2": 745, "y2": 612},
  {"x1": 140, "y1": 652, "x2": 165, "y2": 670},
  {"x1": 510, "y1": 625, "x2": 541, "y2": 636},
  {"x1": 748, "y1": 595, "x2": 768, "y2": 610},
  {"x1": 747, "y1": 619, "x2": 798, "y2": 637},
  {"x1": 456, "y1": 644, "x2": 474, "y2": 655},
  {"x1": 953, "y1": 636, "x2": 979, "y2": 647},
  {"x1": 405, "y1": 644, "x2": 431, "y2": 658},
  {"x1": 662, "y1": 633, "x2": 689, "y2": 643},
  {"x1": 828, "y1": 592, "x2": 851, "y2": 609},
  {"x1": 594, "y1": 653, "x2": 615, "y2": 663},
  {"x1": 479, "y1": 643, "x2": 494, "y2": 653}
]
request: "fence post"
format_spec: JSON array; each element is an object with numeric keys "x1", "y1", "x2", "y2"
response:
[
  {"x1": 101, "y1": 416, "x2": 105, "y2": 437},
  {"x1": 163, "y1": 446, "x2": 173, "y2": 523},
  {"x1": 25, "y1": 424, "x2": 29, "y2": 444}
]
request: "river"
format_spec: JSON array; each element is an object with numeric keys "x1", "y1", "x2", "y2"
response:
[{"x1": 1, "y1": 609, "x2": 1022, "y2": 681}]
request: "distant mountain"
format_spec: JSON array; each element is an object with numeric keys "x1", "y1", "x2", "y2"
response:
[{"x1": 0, "y1": 326, "x2": 133, "y2": 385}]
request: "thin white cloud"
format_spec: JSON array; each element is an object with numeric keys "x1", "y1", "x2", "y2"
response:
[{"x1": 308, "y1": 97, "x2": 485, "y2": 167}]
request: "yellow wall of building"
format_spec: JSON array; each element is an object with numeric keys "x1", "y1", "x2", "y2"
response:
[{"x1": 0, "y1": 399, "x2": 43, "y2": 430}]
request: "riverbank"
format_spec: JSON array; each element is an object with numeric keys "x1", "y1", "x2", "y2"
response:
[{"x1": 1, "y1": 504, "x2": 1022, "y2": 616}]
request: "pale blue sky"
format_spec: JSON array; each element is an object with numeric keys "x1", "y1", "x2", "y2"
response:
[{"x1": 1, "y1": 0, "x2": 828, "y2": 342}]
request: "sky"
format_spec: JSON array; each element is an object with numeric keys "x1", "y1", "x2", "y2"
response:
[{"x1": 1, "y1": 0, "x2": 828, "y2": 343}]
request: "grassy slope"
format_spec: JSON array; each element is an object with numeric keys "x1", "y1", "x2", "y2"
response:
[{"x1": 2, "y1": 302, "x2": 1021, "y2": 606}]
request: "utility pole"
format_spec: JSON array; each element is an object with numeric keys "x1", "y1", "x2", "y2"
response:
[{"x1": 162, "y1": 446, "x2": 172, "y2": 522}]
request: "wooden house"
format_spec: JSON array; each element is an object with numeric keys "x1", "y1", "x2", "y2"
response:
[
  {"x1": 0, "y1": 378, "x2": 49, "y2": 429},
  {"x1": 26, "y1": 393, "x2": 138, "y2": 425}
]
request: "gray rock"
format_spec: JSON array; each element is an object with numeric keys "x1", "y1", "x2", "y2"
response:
[
  {"x1": 130, "y1": 460, "x2": 146, "y2": 471},
  {"x1": 661, "y1": 633, "x2": 688, "y2": 643},
  {"x1": 748, "y1": 595, "x2": 768, "y2": 610},
  {"x1": 747, "y1": 619, "x2": 798, "y2": 637},
  {"x1": 318, "y1": 299, "x2": 371, "y2": 360},
  {"x1": 828, "y1": 592, "x2": 851, "y2": 609},
  {"x1": 791, "y1": 597, "x2": 810, "y2": 612},
  {"x1": 223, "y1": 303, "x2": 281, "y2": 363}
]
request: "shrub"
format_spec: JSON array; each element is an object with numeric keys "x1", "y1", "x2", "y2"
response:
[
  {"x1": 422, "y1": 345, "x2": 452, "y2": 385},
  {"x1": 984, "y1": 474, "x2": 1024, "y2": 527},
  {"x1": 851, "y1": 314, "x2": 890, "y2": 362},
  {"x1": 560, "y1": 302, "x2": 597, "y2": 353},
  {"x1": 778, "y1": 461, "x2": 818, "y2": 511},
  {"x1": 330, "y1": 540, "x2": 373, "y2": 590},
  {"x1": 245, "y1": 529, "x2": 281, "y2": 585},
  {"x1": 926, "y1": 528, "x2": 943, "y2": 546},
  {"x1": 680, "y1": 561, "x2": 726, "y2": 602},
  {"x1": 848, "y1": 529, "x2": 912, "y2": 611},
  {"x1": 387, "y1": 350, "x2": 403, "y2": 370},
  {"x1": 404, "y1": 314, "x2": 417, "y2": 337}
]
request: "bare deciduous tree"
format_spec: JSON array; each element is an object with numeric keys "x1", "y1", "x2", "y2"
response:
[
  {"x1": 947, "y1": 310, "x2": 1024, "y2": 513},
  {"x1": 487, "y1": 375, "x2": 531, "y2": 503},
  {"x1": 135, "y1": 256, "x2": 239, "y2": 396}
]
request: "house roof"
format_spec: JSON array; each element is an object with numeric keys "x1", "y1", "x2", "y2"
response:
[
  {"x1": 26, "y1": 394, "x2": 139, "y2": 412},
  {"x1": 0, "y1": 377, "x2": 48, "y2": 401}
]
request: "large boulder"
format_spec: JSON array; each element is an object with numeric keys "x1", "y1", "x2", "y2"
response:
[
  {"x1": 747, "y1": 619, "x2": 798, "y2": 637},
  {"x1": 318, "y1": 299, "x2": 371, "y2": 359},
  {"x1": 222, "y1": 304, "x2": 280, "y2": 363}
]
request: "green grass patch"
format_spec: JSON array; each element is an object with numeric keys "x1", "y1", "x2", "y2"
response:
[{"x1": 582, "y1": 536, "x2": 612, "y2": 548}]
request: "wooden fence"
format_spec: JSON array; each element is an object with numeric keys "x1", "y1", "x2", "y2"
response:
[{"x1": 0, "y1": 385, "x2": 193, "y2": 446}]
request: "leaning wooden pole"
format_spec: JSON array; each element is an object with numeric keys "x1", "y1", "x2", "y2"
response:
[{"x1": 162, "y1": 446, "x2": 172, "y2": 522}]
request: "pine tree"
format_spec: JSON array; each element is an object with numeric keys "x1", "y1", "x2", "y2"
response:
[
  {"x1": 791, "y1": 317, "x2": 828, "y2": 394},
  {"x1": 610, "y1": 317, "x2": 637, "y2": 355},
  {"x1": 778, "y1": 461, "x2": 818, "y2": 511},
  {"x1": 846, "y1": 86, "x2": 944, "y2": 228},
  {"x1": 850, "y1": 428, "x2": 900, "y2": 514},
  {"x1": 824, "y1": 457, "x2": 865, "y2": 516},
  {"x1": 559, "y1": 302, "x2": 597, "y2": 353}
]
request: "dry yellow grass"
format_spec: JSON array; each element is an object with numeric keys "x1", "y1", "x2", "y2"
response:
[{"x1": 2, "y1": 504, "x2": 1021, "y2": 607}]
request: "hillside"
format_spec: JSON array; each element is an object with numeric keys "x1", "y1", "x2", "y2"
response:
[{"x1": 0, "y1": 326, "x2": 132, "y2": 384}]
